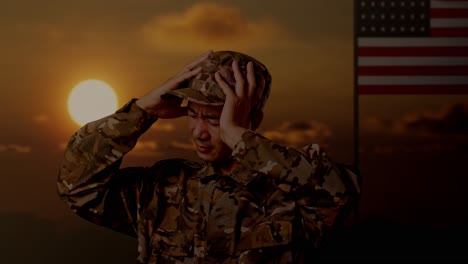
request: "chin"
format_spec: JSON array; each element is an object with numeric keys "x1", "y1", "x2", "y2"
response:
[
  {"x1": 196, "y1": 152, "x2": 217, "y2": 162},
  {"x1": 196, "y1": 150, "x2": 231, "y2": 163}
]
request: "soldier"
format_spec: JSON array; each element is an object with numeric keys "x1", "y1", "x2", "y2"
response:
[{"x1": 57, "y1": 50, "x2": 360, "y2": 263}]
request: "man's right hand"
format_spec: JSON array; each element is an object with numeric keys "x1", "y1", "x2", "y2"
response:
[{"x1": 136, "y1": 50, "x2": 212, "y2": 119}]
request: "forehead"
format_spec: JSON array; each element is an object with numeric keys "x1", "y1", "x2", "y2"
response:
[{"x1": 187, "y1": 102, "x2": 223, "y2": 115}]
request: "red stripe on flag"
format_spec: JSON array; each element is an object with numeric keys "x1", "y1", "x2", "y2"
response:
[
  {"x1": 431, "y1": 28, "x2": 468, "y2": 37},
  {"x1": 358, "y1": 47, "x2": 468, "y2": 56},
  {"x1": 358, "y1": 66, "x2": 468, "y2": 76},
  {"x1": 358, "y1": 85, "x2": 468, "y2": 94},
  {"x1": 431, "y1": 8, "x2": 468, "y2": 18}
]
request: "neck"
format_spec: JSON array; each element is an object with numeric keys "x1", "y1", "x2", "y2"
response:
[{"x1": 210, "y1": 157, "x2": 239, "y2": 175}]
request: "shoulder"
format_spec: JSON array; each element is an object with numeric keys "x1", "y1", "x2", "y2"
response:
[
  {"x1": 334, "y1": 162, "x2": 361, "y2": 195},
  {"x1": 298, "y1": 143, "x2": 324, "y2": 160},
  {"x1": 298, "y1": 143, "x2": 361, "y2": 194}
]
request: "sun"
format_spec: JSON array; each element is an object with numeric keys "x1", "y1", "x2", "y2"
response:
[{"x1": 68, "y1": 80, "x2": 118, "y2": 127}]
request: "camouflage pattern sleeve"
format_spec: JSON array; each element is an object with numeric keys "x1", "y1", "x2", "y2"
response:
[
  {"x1": 57, "y1": 99, "x2": 159, "y2": 236},
  {"x1": 232, "y1": 130, "x2": 360, "y2": 249}
]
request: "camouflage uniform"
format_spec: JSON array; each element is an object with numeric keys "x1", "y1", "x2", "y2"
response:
[{"x1": 57, "y1": 51, "x2": 360, "y2": 263}]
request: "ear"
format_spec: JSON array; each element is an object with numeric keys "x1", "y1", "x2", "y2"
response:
[{"x1": 250, "y1": 109, "x2": 264, "y2": 131}]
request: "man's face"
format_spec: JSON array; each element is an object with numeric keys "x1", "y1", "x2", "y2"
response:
[{"x1": 187, "y1": 102, "x2": 232, "y2": 162}]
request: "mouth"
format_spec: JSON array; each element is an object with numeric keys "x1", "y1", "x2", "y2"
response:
[{"x1": 196, "y1": 144, "x2": 213, "y2": 154}]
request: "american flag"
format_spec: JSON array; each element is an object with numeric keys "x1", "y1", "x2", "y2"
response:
[{"x1": 356, "y1": 0, "x2": 468, "y2": 94}]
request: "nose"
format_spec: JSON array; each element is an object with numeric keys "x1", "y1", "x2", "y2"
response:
[{"x1": 191, "y1": 119, "x2": 210, "y2": 141}]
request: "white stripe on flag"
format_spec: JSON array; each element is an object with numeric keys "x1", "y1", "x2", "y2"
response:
[
  {"x1": 431, "y1": 19, "x2": 468, "y2": 28},
  {"x1": 431, "y1": 0, "x2": 468, "y2": 9},
  {"x1": 358, "y1": 57, "x2": 468, "y2": 66},
  {"x1": 358, "y1": 38, "x2": 468, "y2": 47},
  {"x1": 358, "y1": 76, "x2": 468, "y2": 85}
]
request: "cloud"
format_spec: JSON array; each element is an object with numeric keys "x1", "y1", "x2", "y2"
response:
[
  {"x1": 402, "y1": 103, "x2": 468, "y2": 135},
  {"x1": 140, "y1": 2, "x2": 289, "y2": 52},
  {"x1": 363, "y1": 103, "x2": 468, "y2": 137},
  {"x1": 0, "y1": 144, "x2": 32, "y2": 153},
  {"x1": 170, "y1": 141, "x2": 194, "y2": 150},
  {"x1": 261, "y1": 120, "x2": 332, "y2": 148}
]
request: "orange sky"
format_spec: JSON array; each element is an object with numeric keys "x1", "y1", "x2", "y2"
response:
[{"x1": 0, "y1": 0, "x2": 467, "y2": 262}]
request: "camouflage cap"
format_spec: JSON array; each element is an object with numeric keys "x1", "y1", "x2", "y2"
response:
[{"x1": 164, "y1": 50, "x2": 272, "y2": 110}]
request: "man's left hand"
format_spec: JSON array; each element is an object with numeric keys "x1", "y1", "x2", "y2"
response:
[{"x1": 215, "y1": 60, "x2": 258, "y2": 149}]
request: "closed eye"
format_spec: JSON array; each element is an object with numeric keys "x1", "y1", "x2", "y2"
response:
[{"x1": 209, "y1": 120, "x2": 220, "y2": 126}]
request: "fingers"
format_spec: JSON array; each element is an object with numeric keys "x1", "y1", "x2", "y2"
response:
[
  {"x1": 246, "y1": 61, "x2": 256, "y2": 98},
  {"x1": 215, "y1": 72, "x2": 235, "y2": 98},
  {"x1": 172, "y1": 66, "x2": 202, "y2": 84},
  {"x1": 217, "y1": 60, "x2": 257, "y2": 100},
  {"x1": 179, "y1": 50, "x2": 212, "y2": 74},
  {"x1": 232, "y1": 60, "x2": 245, "y2": 97}
]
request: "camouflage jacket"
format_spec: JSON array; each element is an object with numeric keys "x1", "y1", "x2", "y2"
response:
[{"x1": 57, "y1": 99, "x2": 360, "y2": 264}]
